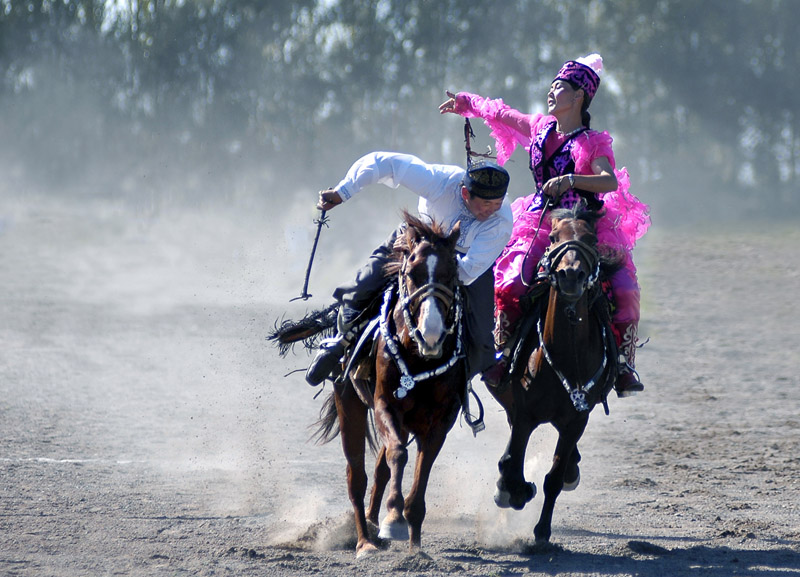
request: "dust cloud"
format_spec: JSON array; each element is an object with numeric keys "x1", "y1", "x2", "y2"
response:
[
  {"x1": 0, "y1": 163, "x2": 575, "y2": 547},
  {"x1": 3, "y1": 37, "x2": 799, "y2": 575}
]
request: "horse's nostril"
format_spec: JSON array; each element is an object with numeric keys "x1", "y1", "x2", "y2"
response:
[{"x1": 558, "y1": 267, "x2": 580, "y2": 281}]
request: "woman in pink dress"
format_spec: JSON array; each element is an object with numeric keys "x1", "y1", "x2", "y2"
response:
[{"x1": 439, "y1": 54, "x2": 650, "y2": 397}]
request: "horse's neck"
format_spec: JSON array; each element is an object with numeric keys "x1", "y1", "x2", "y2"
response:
[{"x1": 540, "y1": 290, "x2": 595, "y2": 359}]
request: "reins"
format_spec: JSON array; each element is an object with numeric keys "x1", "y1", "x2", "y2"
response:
[{"x1": 520, "y1": 197, "x2": 553, "y2": 288}]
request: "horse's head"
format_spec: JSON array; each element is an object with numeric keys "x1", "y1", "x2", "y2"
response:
[
  {"x1": 541, "y1": 206, "x2": 601, "y2": 303},
  {"x1": 390, "y1": 211, "x2": 461, "y2": 359}
]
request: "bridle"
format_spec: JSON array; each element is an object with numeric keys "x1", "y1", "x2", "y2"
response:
[
  {"x1": 529, "y1": 232, "x2": 610, "y2": 413},
  {"x1": 380, "y1": 251, "x2": 464, "y2": 400},
  {"x1": 397, "y1": 253, "x2": 460, "y2": 353},
  {"x1": 537, "y1": 238, "x2": 600, "y2": 293}
]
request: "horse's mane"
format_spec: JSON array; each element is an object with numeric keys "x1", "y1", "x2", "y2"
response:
[
  {"x1": 550, "y1": 204, "x2": 603, "y2": 229},
  {"x1": 384, "y1": 210, "x2": 457, "y2": 277},
  {"x1": 550, "y1": 204, "x2": 623, "y2": 275}
]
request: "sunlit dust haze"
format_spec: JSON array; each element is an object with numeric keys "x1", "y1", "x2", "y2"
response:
[{"x1": 3, "y1": 1, "x2": 800, "y2": 562}]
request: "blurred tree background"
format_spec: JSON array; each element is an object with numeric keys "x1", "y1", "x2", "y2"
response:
[{"x1": 1, "y1": 0, "x2": 798, "y2": 224}]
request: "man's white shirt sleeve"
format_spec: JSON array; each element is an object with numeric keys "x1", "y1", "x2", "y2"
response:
[{"x1": 334, "y1": 151, "x2": 512, "y2": 286}]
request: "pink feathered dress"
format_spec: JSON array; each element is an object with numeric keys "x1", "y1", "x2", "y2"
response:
[{"x1": 454, "y1": 92, "x2": 651, "y2": 346}]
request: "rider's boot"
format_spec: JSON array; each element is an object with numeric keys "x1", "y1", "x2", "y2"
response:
[
  {"x1": 481, "y1": 313, "x2": 517, "y2": 420},
  {"x1": 615, "y1": 321, "x2": 644, "y2": 397},
  {"x1": 481, "y1": 348, "x2": 510, "y2": 390},
  {"x1": 305, "y1": 306, "x2": 360, "y2": 386},
  {"x1": 481, "y1": 312, "x2": 513, "y2": 391}
]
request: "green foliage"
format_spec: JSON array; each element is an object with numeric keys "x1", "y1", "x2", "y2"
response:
[{"x1": 1, "y1": 0, "x2": 798, "y2": 218}]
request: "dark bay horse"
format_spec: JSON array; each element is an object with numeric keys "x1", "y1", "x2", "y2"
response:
[
  {"x1": 296, "y1": 213, "x2": 467, "y2": 557},
  {"x1": 495, "y1": 206, "x2": 619, "y2": 543}
]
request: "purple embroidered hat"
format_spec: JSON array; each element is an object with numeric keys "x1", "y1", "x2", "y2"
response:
[{"x1": 554, "y1": 54, "x2": 603, "y2": 101}]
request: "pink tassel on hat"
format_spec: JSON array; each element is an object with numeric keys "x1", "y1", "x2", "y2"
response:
[{"x1": 576, "y1": 53, "x2": 603, "y2": 75}]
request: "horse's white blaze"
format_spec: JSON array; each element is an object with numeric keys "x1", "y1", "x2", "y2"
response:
[
  {"x1": 419, "y1": 298, "x2": 445, "y2": 348},
  {"x1": 418, "y1": 255, "x2": 445, "y2": 350}
]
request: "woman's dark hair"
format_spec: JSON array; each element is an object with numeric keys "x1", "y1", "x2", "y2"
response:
[{"x1": 565, "y1": 79, "x2": 592, "y2": 129}]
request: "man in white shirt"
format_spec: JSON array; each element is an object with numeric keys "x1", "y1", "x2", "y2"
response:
[{"x1": 306, "y1": 151, "x2": 513, "y2": 387}]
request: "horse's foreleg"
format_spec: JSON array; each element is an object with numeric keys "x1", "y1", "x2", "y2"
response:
[
  {"x1": 534, "y1": 420, "x2": 587, "y2": 543},
  {"x1": 404, "y1": 423, "x2": 451, "y2": 551},
  {"x1": 405, "y1": 431, "x2": 447, "y2": 551},
  {"x1": 485, "y1": 383, "x2": 514, "y2": 425},
  {"x1": 366, "y1": 445, "x2": 389, "y2": 527},
  {"x1": 374, "y1": 398, "x2": 410, "y2": 541},
  {"x1": 563, "y1": 445, "x2": 581, "y2": 491},
  {"x1": 496, "y1": 415, "x2": 537, "y2": 511},
  {"x1": 334, "y1": 386, "x2": 375, "y2": 557}
]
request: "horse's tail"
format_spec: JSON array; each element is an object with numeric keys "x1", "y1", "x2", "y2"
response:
[
  {"x1": 268, "y1": 303, "x2": 339, "y2": 357},
  {"x1": 309, "y1": 389, "x2": 379, "y2": 454},
  {"x1": 309, "y1": 392, "x2": 340, "y2": 445}
]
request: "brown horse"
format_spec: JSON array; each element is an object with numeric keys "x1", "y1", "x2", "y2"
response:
[
  {"x1": 494, "y1": 205, "x2": 619, "y2": 543},
  {"x1": 310, "y1": 212, "x2": 467, "y2": 557}
]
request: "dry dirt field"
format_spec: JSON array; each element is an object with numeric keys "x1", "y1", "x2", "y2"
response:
[{"x1": 1, "y1": 196, "x2": 798, "y2": 576}]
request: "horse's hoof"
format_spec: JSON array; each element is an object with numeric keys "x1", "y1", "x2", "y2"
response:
[
  {"x1": 378, "y1": 519, "x2": 409, "y2": 541},
  {"x1": 495, "y1": 481, "x2": 536, "y2": 510},
  {"x1": 494, "y1": 487, "x2": 512, "y2": 509},
  {"x1": 520, "y1": 481, "x2": 537, "y2": 505},
  {"x1": 533, "y1": 520, "x2": 554, "y2": 545},
  {"x1": 525, "y1": 538, "x2": 561, "y2": 554},
  {"x1": 355, "y1": 542, "x2": 379, "y2": 559},
  {"x1": 563, "y1": 470, "x2": 580, "y2": 491}
]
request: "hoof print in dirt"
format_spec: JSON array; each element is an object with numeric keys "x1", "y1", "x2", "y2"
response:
[
  {"x1": 394, "y1": 551, "x2": 437, "y2": 572},
  {"x1": 223, "y1": 547, "x2": 268, "y2": 560}
]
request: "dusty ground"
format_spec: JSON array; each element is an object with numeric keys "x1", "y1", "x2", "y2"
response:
[{"x1": 1, "y1": 196, "x2": 799, "y2": 577}]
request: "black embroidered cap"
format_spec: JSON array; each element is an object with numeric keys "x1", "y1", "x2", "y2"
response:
[{"x1": 464, "y1": 161, "x2": 509, "y2": 199}]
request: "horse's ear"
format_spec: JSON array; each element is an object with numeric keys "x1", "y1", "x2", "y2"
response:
[
  {"x1": 404, "y1": 224, "x2": 420, "y2": 249},
  {"x1": 393, "y1": 233, "x2": 410, "y2": 254},
  {"x1": 447, "y1": 221, "x2": 461, "y2": 248},
  {"x1": 393, "y1": 226, "x2": 419, "y2": 254}
]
